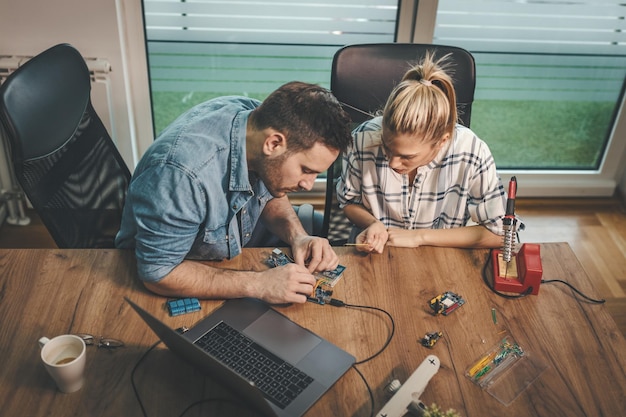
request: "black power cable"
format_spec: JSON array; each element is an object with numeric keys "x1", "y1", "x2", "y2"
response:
[
  {"x1": 329, "y1": 299, "x2": 396, "y2": 417},
  {"x1": 329, "y1": 299, "x2": 396, "y2": 364},
  {"x1": 541, "y1": 279, "x2": 605, "y2": 304},
  {"x1": 482, "y1": 250, "x2": 534, "y2": 299}
]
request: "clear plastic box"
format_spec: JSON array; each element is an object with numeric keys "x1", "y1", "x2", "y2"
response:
[{"x1": 465, "y1": 335, "x2": 547, "y2": 405}]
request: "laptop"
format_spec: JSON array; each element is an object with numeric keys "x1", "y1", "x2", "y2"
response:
[{"x1": 125, "y1": 297, "x2": 355, "y2": 417}]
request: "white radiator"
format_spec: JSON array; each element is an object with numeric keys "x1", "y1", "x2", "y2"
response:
[{"x1": 0, "y1": 53, "x2": 113, "y2": 228}]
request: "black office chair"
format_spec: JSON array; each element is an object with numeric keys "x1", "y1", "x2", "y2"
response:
[
  {"x1": 0, "y1": 43, "x2": 131, "y2": 248},
  {"x1": 323, "y1": 43, "x2": 476, "y2": 243}
]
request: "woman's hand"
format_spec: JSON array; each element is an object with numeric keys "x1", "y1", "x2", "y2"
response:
[{"x1": 355, "y1": 221, "x2": 388, "y2": 253}]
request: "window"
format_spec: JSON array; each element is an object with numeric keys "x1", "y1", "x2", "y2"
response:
[
  {"x1": 429, "y1": 0, "x2": 626, "y2": 195},
  {"x1": 143, "y1": 0, "x2": 399, "y2": 134},
  {"x1": 141, "y1": 0, "x2": 626, "y2": 196}
]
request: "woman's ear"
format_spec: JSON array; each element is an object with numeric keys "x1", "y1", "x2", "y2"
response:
[{"x1": 437, "y1": 133, "x2": 451, "y2": 149}]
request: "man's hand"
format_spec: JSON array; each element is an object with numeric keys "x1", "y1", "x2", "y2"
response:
[
  {"x1": 355, "y1": 221, "x2": 388, "y2": 253},
  {"x1": 260, "y1": 197, "x2": 338, "y2": 273},
  {"x1": 143, "y1": 258, "x2": 318, "y2": 305},
  {"x1": 291, "y1": 235, "x2": 339, "y2": 274},
  {"x1": 254, "y1": 263, "x2": 317, "y2": 304}
]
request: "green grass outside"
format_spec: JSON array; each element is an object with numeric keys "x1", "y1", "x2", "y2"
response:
[
  {"x1": 472, "y1": 100, "x2": 614, "y2": 169},
  {"x1": 152, "y1": 91, "x2": 614, "y2": 170},
  {"x1": 152, "y1": 91, "x2": 261, "y2": 136}
]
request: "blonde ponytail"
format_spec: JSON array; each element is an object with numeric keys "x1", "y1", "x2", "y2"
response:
[{"x1": 382, "y1": 52, "x2": 457, "y2": 147}]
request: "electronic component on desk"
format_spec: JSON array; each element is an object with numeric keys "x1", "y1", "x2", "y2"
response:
[
  {"x1": 429, "y1": 291, "x2": 465, "y2": 316},
  {"x1": 308, "y1": 284, "x2": 334, "y2": 305},
  {"x1": 265, "y1": 248, "x2": 294, "y2": 267},
  {"x1": 265, "y1": 248, "x2": 346, "y2": 304},
  {"x1": 465, "y1": 334, "x2": 547, "y2": 406},
  {"x1": 265, "y1": 248, "x2": 346, "y2": 286},
  {"x1": 315, "y1": 264, "x2": 347, "y2": 287},
  {"x1": 420, "y1": 331, "x2": 443, "y2": 348},
  {"x1": 466, "y1": 336, "x2": 525, "y2": 384},
  {"x1": 167, "y1": 298, "x2": 201, "y2": 317}
]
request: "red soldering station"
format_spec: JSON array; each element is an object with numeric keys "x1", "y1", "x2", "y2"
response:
[{"x1": 490, "y1": 177, "x2": 543, "y2": 295}]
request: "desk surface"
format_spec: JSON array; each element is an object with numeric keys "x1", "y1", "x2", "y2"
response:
[{"x1": 1, "y1": 244, "x2": 625, "y2": 416}]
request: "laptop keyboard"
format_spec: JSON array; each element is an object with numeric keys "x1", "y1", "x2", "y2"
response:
[{"x1": 194, "y1": 321, "x2": 314, "y2": 409}]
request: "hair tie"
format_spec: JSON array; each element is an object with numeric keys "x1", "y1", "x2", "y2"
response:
[{"x1": 420, "y1": 79, "x2": 432, "y2": 86}]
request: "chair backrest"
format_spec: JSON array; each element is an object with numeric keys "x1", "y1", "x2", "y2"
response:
[
  {"x1": 323, "y1": 43, "x2": 476, "y2": 243},
  {"x1": 0, "y1": 43, "x2": 131, "y2": 248}
]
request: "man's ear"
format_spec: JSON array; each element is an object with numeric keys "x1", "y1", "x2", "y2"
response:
[{"x1": 263, "y1": 130, "x2": 287, "y2": 156}]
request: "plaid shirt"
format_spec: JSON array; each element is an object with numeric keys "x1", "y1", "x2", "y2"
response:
[{"x1": 336, "y1": 117, "x2": 506, "y2": 235}]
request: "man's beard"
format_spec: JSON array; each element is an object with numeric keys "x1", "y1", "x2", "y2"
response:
[{"x1": 250, "y1": 152, "x2": 290, "y2": 197}]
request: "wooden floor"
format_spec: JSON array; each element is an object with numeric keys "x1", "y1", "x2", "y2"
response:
[{"x1": 1, "y1": 198, "x2": 624, "y2": 337}]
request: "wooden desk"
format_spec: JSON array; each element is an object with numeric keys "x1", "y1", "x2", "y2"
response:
[{"x1": 1, "y1": 244, "x2": 625, "y2": 416}]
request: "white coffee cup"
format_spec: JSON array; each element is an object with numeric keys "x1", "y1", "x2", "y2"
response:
[{"x1": 38, "y1": 334, "x2": 86, "y2": 393}]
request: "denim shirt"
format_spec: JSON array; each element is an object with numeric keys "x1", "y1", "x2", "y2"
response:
[{"x1": 115, "y1": 97, "x2": 273, "y2": 282}]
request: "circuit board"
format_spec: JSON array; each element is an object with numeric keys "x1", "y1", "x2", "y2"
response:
[
  {"x1": 421, "y1": 331, "x2": 443, "y2": 348},
  {"x1": 429, "y1": 291, "x2": 465, "y2": 316},
  {"x1": 265, "y1": 248, "x2": 346, "y2": 304}
]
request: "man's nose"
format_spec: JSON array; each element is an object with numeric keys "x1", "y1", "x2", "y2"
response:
[{"x1": 298, "y1": 174, "x2": 317, "y2": 191}]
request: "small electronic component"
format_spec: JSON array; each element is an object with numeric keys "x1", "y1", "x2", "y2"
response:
[
  {"x1": 429, "y1": 291, "x2": 465, "y2": 316},
  {"x1": 420, "y1": 331, "x2": 443, "y2": 348},
  {"x1": 265, "y1": 248, "x2": 294, "y2": 268},
  {"x1": 466, "y1": 336, "x2": 525, "y2": 385},
  {"x1": 265, "y1": 248, "x2": 346, "y2": 304},
  {"x1": 316, "y1": 264, "x2": 347, "y2": 287},
  {"x1": 309, "y1": 284, "x2": 334, "y2": 305},
  {"x1": 167, "y1": 298, "x2": 201, "y2": 317}
]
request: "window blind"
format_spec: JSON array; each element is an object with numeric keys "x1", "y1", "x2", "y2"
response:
[
  {"x1": 434, "y1": 0, "x2": 626, "y2": 102},
  {"x1": 144, "y1": 0, "x2": 398, "y2": 45},
  {"x1": 143, "y1": 0, "x2": 399, "y2": 97},
  {"x1": 434, "y1": 0, "x2": 626, "y2": 55}
]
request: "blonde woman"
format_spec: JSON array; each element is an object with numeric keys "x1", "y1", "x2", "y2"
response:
[{"x1": 337, "y1": 53, "x2": 507, "y2": 253}]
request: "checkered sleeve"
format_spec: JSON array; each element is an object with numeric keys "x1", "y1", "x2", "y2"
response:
[
  {"x1": 336, "y1": 118, "x2": 382, "y2": 208},
  {"x1": 466, "y1": 138, "x2": 507, "y2": 235}
]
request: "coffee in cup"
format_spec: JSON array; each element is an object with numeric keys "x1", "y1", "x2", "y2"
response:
[{"x1": 38, "y1": 334, "x2": 86, "y2": 393}]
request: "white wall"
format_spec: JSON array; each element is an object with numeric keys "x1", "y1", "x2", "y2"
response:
[{"x1": 0, "y1": 0, "x2": 153, "y2": 170}]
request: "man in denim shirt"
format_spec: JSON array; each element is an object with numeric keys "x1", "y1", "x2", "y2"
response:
[{"x1": 116, "y1": 82, "x2": 352, "y2": 304}]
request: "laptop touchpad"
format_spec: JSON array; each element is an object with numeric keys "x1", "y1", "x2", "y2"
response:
[{"x1": 243, "y1": 310, "x2": 321, "y2": 364}]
